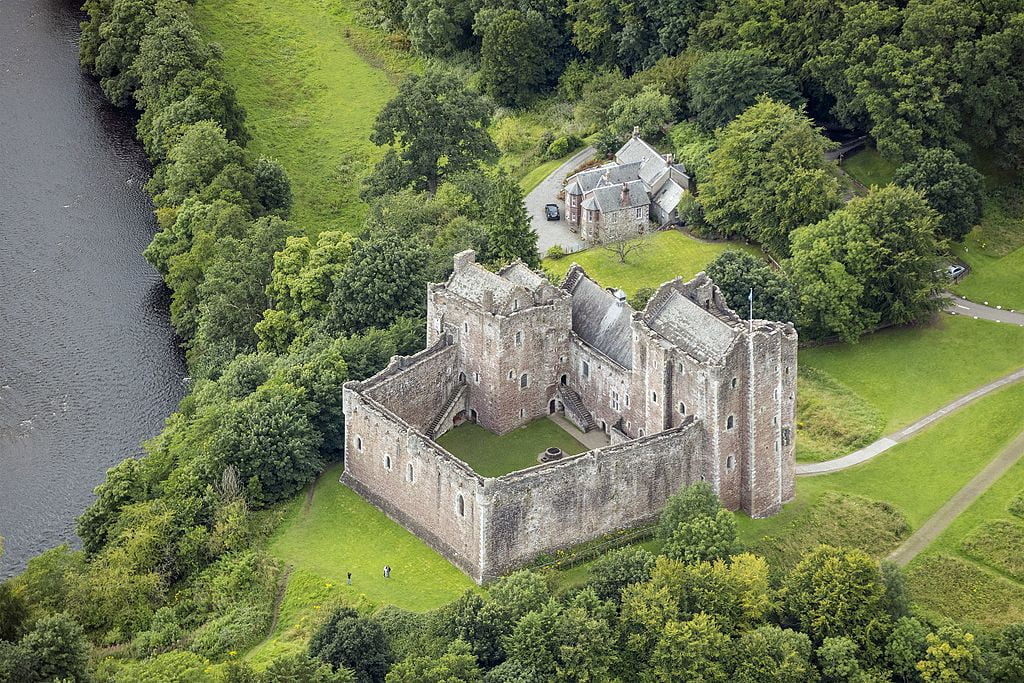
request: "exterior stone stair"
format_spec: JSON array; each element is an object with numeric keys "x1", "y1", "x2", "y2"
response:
[
  {"x1": 426, "y1": 381, "x2": 467, "y2": 438},
  {"x1": 558, "y1": 385, "x2": 597, "y2": 432},
  {"x1": 562, "y1": 266, "x2": 583, "y2": 292}
]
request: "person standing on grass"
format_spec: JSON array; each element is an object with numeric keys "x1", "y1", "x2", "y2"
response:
[
  {"x1": 347, "y1": 572, "x2": 352, "y2": 585},
  {"x1": 384, "y1": 565, "x2": 391, "y2": 578}
]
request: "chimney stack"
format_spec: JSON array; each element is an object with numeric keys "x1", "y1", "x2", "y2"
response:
[
  {"x1": 453, "y1": 249, "x2": 476, "y2": 272},
  {"x1": 632, "y1": 125, "x2": 640, "y2": 138},
  {"x1": 620, "y1": 183, "x2": 630, "y2": 206},
  {"x1": 666, "y1": 153, "x2": 674, "y2": 164},
  {"x1": 481, "y1": 289, "x2": 494, "y2": 314}
]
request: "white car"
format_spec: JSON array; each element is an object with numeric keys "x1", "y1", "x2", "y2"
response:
[{"x1": 947, "y1": 265, "x2": 966, "y2": 280}]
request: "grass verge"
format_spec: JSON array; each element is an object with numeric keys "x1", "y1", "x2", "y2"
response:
[
  {"x1": 542, "y1": 230, "x2": 763, "y2": 296},
  {"x1": 194, "y1": 0, "x2": 418, "y2": 236},
  {"x1": 840, "y1": 147, "x2": 898, "y2": 188},
  {"x1": 795, "y1": 366, "x2": 883, "y2": 463},
  {"x1": 436, "y1": 418, "x2": 589, "y2": 477}
]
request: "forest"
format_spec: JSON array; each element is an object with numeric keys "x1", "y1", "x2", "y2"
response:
[{"x1": 1, "y1": 0, "x2": 1023, "y2": 679}]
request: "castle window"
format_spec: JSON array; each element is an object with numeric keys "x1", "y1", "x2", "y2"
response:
[
  {"x1": 515, "y1": 331, "x2": 523, "y2": 346},
  {"x1": 785, "y1": 366, "x2": 790, "y2": 375},
  {"x1": 457, "y1": 494, "x2": 465, "y2": 517},
  {"x1": 651, "y1": 391, "x2": 657, "y2": 403},
  {"x1": 731, "y1": 377, "x2": 738, "y2": 389},
  {"x1": 520, "y1": 373, "x2": 529, "y2": 389},
  {"x1": 782, "y1": 426, "x2": 791, "y2": 447},
  {"x1": 775, "y1": 441, "x2": 780, "y2": 453},
  {"x1": 639, "y1": 428, "x2": 645, "y2": 437},
  {"x1": 384, "y1": 455, "x2": 392, "y2": 471},
  {"x1": 727, "y1": 415, "x2": 735, "y2": 429},
  {"x1": 625, "y1": 395, "x2": 630, "y2": 407},
  {"x1": 727, "y1": 455, "x2": 735, "y2": 471},
  {"x1": 407, "y1": 463, "x2": 415, "y2": 483},
  {"x1": 773, "y1": 416, "x2": 778, "y2": 426},
  {"x1": 519, "y1": 408, "x2": 525, "y2": 418},
  {"x1": 774, "y1": 388, "x2": 779, "y2": 400},
  {"x1": 355, "y1": 436, "x2": 363, "y2": 451},
  {"x1": 611, "y1": 391, "x2": 619, "y2": 410},
  {"x1": 474, "y1": 372, "x2": 480, "y2": 384},
  {"x1": 581, "y1": 360, "x2": 590, "y2": 378},
  {"x1": 678, "y1": 402, "x2": 686, "y2": 415},
  {"x1": 463, "y1": 322, "x2": 468, "y2": 335},
  {"x1": 513, "y1": 299, "x2": 520, "y2": 311}
]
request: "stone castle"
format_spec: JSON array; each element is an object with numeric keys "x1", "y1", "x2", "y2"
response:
[{"x1": 342, "y1": 250, "x2": 797, "y2": 583}]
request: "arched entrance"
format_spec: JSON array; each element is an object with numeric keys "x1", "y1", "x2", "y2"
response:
[{"x1": 559, "y1": 374, "x2": 568, "y2": 386}]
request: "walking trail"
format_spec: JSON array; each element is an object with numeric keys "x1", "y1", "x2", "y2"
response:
[{"x1": 888, "y1": 430, "x2": 1024, "y2": 566}]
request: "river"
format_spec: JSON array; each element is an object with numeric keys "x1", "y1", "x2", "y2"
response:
[{"x1": 0, "y1": 0, "x2": 185, "y2": 576}]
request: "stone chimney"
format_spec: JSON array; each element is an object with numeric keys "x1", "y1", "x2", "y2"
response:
[
  {"x1": 620, "y1": 183, "x2": 630, "y2": 206},
  {"x1": 666, "y1": 153, "x2": 674, "y2": 164},
  {"x1": 453, "y1": 249, "x2": 476, "y2": 272},
  {"x1": 481, "y1": 289, "x2": 494, "y2": 314},
  {"x1": 632, "y1": 125, "x2": 640, "y2": 138}
]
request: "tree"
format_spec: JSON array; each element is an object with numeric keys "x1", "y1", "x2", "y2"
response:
[
  {"x1": 370, "y1": 71, "x2": 497, "y2": 194},
  {"x1": 402, "y1": 0, "x2": 476, "y2": 56},
  {"x1": 588, "y1": 547, "x2": 656, "y2": 603},
  {"x1": 309, "y1": 607, "x2": 392, "y2": 683},
  {"x1": 92, "y1": 0, "x2": 157, "y2": 107},
  {"x1": 698, "y1": 99, "x2": 840, "y2": 255},
  {"x1": 817, "y1": 636, "x2": 863, "y2": 682},
  {"x1": 607, "y1": 87, "x2": 676, "y2": 140},
  {"x1": 689, "y1": 50, "x2": 803, "y2": 131},
  {"x1": 76, "y1": 457, "x2": 144, "y2": 554},
  {"x1": 705, "y1": 250, "x2": 795, "y2": 323},
  {"x1": 328, "y1": 230, "x2": 429, "y2": 335},
  {"x1": 148, "y1": 120, "x2": 250, "y2": 209},
  {"x1": 658, "y1": 482, "x2": 722, "y2": 542},
  {"x1": 917, "y1": 626, "x2": 981, "y2": 683},
  {"x1": 19, "y1": 613, "x2": 90, "y2": 682},
  {"x1": 262, "y1": 653, "x2": 356, "y2": 682},
  {"x1": 649, "y1": 612, "x2": 730, "y2": 682},
  {"x1": 782, "y1": 546, "x2": 890, "y2": 650},
  {"x1": 253, "y1": 157, "x2": 293, "y2": 216},
  {"x1": 662, "y1": 508, "x2": 742, "y2": 564},
  {"x1": 894, "y1": 148, "x2": 983, "y2": 241},
  {"x1": 788, "y1": 185, "x2": 945, "y2": 341},
  {"x1": 475, "y1": 9, "x2": 559, "y2": 107},
  {"x1": 728, "y1": 626, "x2": 815, "y2": 683},
  {"x1": 483, "y1": 172, "x2": 539, "y2": 268},
  {"x1": 209, "y1": 383, "x2": 323, "y2": 508},
  {"x1": 885, "y1": 617, "x2": 929, "y2": 682},
  {"x1": 604, "y1": 237, "x2": 648, "y2": 264},
  {"x1": 386, "y1": 640, "x2": 482, "y2": 682}
]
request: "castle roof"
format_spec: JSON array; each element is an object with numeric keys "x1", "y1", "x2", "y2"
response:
[
  {"x1": 644, "y1": 289, "x2": 739, "y2": 361},
  {"x1": 563, "y1": 267, "x2": 634, "y2": 368}
]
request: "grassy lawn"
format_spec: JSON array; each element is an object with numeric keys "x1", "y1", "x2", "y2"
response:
[
  {"x1": 737, "y1": 381, "x2": 1024, "y2": 570},
  {"x1": 436, "y1": 418, "x2": 589, "y2": 477},
  {"x1": 519, "y1": 150, "x2": 581, "y2": 194},
  {"x1": 840, "y1": 146, "x2": 898, "y2": 188},
  {"x1": 796, "y1": 366, "x2": 883, "y2": 463},
  {"x1": 800, "y1": 316, "x2": 1024, "y2": 433},
  {"x1": 543, "y1": 230, "x2": 763, "y2": 296},
  {"x1": 194, "y1": 0, "x2": 418, "y2": 236}
]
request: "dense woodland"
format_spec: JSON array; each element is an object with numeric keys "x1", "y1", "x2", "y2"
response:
[{"x1": 1, "y1": 0, "x2": 1023, "y2": 679}]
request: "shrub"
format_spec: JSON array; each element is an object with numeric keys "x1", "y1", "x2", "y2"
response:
[
  {"x1": 546, "y1": 245, "x2": 566, "y2": 260},
  {"x1": 545, "y1": 134, "x2": 583, "y2": 160},
  {"x1": 1008, "y1": 491, "x2": 1024, "y2": 519},
  {"x1": 628, "y1": 287, "x2": 655, "y2": 310},
  {"x1": 309, "y1": 607, "x2": 392, "y2": 683}
]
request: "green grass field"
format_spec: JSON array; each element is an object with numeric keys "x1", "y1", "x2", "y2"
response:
[
  {"x1": 796, "y1": 366, "x2": 883, "y2": 463},
  {"x1": 737, "y1": 381, "x2": 1024, "y2": 570},
  {"x1": 194, "y1": 0, "x2": 418, "y2": 236},
  {"x1": 840, "y1": 147, "x2": 898, "y2": 188},
  {"x1": 543, "y1": 230, "x2": 763, "y2": 296},
  {"x1": 437, "y1": 418, "x2": 589, "y2": 477},
  {"x1": 800, "y1": 316, "x2": 1024, "y2": 433}
]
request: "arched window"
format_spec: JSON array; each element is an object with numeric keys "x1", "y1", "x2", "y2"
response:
[
  {"x1": 384, "y1": 455, "x2": 392, "y2": 470},
  {"x1": 457, "y1": 494, "x2": 465, "y2": 517},
  {"x1": 727, "y1": 455, "x2": 735, "y2": 471},
  {"x1": 407, "y1": 463, "x2": 414, "y2": 483},
  {"x1": 726, "y1": 415, "x2": 734, "y2": 429},
  {"x1": 678, "y1": 402, "x2": 686, "y2": 415},
  {"x1": 355, "y1": 436, "x2": 363, "y2": 451},
  {"x1": 731, "y1": 377, "x2": 738, "y2": 389},
  {"x1": 520, "y1": 373, "x2": 528, "y2": 389}
]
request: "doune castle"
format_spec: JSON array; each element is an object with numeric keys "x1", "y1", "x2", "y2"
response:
[{"x1": 342, "y1": 250, "x2": 797, "y2": 583}]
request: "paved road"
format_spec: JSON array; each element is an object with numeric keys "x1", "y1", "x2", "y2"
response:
[
  {"x1": 524, "y1": 146, "x2": 596, "y2": 255},
  {"x1": 945, "y1": 293, "x2": 1024, "y2": 326},
  {"x1": 798, "y1": 366, "x2": 1024, "y2": 476},
  {"x1": 888, "y1": 429, "x2": 1024, "y2": 566}
]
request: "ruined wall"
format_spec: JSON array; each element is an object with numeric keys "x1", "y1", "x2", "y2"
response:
[
  {"x1": 362, "y1": 342, "x2": 458, "y2": 432},
  {"x1": 342, "y1": 386, "x2": 487, "y2": 581},
  {"x1": 479, "y1": 419, "x2": 704, "y2": 579}
]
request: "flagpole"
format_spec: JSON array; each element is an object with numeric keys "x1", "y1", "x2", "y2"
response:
[{"x1": 748, "y1": 287, "x2": 753, "y2": 333}]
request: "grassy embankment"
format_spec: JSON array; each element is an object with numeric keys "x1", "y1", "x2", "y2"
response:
[
  {"x1": 842, "y1": 146, "x2": 1024, "y2": 311},
  {"x1": 194, "y1": 0, "x2": 419, "y2": 237}
]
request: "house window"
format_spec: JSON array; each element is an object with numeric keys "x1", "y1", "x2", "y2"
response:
[
  {"x1": 611, "y1": 390, "x2": 619, "y2": 411},
  {"x1": 635, "y1": 207, "x2": 643, "y2": 219},
  {"x1": 731, "y1": 377, "x2": 738, "y2": 389},
  {"x1": 727, "y1": 415, "x2": 735, "y2": 429},
  {"x1": 581, "y1": 360, "x2": 590, "y2": 378},
  {"x1": 384, "y1": 455, "x2": 392, "y2": 471},
  {"x1": 520, "y1": 373, "x2": 528, "y2": 389},
  {"x1": 727, "y1": 455, "x2": 735, "y2": 471},
  {"x1": 457, "y1": 494, "x2": 465, "y2": 517},
  {"x1": 678, "y1": 402, "x2": 686, "y2": 415},
  {"x1": 407, "y1": 463, "x2": 415, "y2": 483},
  {"x1": 355, "y1": 436, "x2": 363, "y2": 451},
  {"x1": 515, "y1": 331, "x2": 523, "y2": 346}
]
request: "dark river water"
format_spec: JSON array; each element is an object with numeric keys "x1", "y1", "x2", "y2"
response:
[{"x1": 0, "y1": 0, "x2": 185, "y2": 576}]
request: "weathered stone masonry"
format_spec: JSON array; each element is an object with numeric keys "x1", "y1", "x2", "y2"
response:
[{"x1": 342, "y1": 250, "x2": 797, "y2": 583}]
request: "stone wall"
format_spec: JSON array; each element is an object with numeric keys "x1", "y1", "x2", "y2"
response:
[
  {"x1": 362, "y1": 341, "x2": 458, "y2": 432},
  {"x1": 478, "y1": 418, "x2": 704, "y2": 579},
  {"x1": 598, "y1": 207, "x2": 649, "y2": 243}
]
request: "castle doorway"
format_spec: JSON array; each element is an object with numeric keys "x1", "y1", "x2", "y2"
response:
[
  {"x1": 458, "y1": 371, "x2": 466, "y2": 383},
  {"x1": 548, "y1": 399, "x2": 564, "y2": 414},
  {"x1": 470, "y1": 408, "x2": 478, "y2": 421},
  {"x1": 560, "y1": 374, "x2": 567, "y2": 386}
]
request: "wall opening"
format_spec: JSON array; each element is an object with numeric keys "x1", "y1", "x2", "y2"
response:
[
  {"x1": 407, "y1": 463, "x2": 414, "y2": 483},
  {"x1": 384, "y1": 455, "x2": 392, "y2": 470},
  {"x1": 457, "y1": 494, "x2": 465, "y2": 517},
  {"x1": 727, "y1": 415, "x2": 734, "y2": 429},
  {"x1": 470, "y1": 409, "x2": 478, "y2": 421},
  {"x1": 355, "y1": 436, "x2": 363, "y2": 451},
  {"x1": 726, "y1": 455, "x2": 735, "y2": 471},
  {"x1": 560, "y1": 374, "x2": 567, "y2": 386},
  {"x1": 458, "y1": 372, "x2": 466, "y2": 383}
]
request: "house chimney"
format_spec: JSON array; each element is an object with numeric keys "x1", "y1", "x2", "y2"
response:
[
  {"x1": 666, "y1": 153, "x2": 674, "y2": 164},
  {"x1": 454, "y1": 249, "x2": 476, "y2": 272},
  {"x1": 620, "y1": 183, "x2": 630, "y2": 206}
]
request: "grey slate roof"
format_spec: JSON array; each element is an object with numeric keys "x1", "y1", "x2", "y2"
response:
[
  {"x1": 565, "y1": 272, "x2": 634, "y2": 368},
  {"x1": 615, "y1": 136, "x2": 663, "y2": 168},
  {"x1": 590, "y1": 180, "x2": 649, "y2": 212},
  {"x1": 499, "y1": 262, "x2": 545, "y2": 289},
  {"x1": 646, "y1": 290, "x2": 739, "y2": 361},
  {"x1": 567, "y1": 162, "x2": 643, "y2": 195},
  {"x1": 653, "y1": 179, "x2": 685, "y2": 215}
]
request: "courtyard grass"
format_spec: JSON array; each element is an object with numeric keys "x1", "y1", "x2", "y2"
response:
[
  {"x1": 436, "y1": 418, "x2": 589, "y2": 477},
  {"x1": 840, "y1": 146, "x2": 898, "y2": 188},
  {"x1": 799, "y1": 315, "x2": 1024, "y2": 433},
  {"x1": 542, "y1": 230, "x2": 764, "y2": 296},
  {"x1": 194, "y1": 0, "x2": 418, "y2": 236}
]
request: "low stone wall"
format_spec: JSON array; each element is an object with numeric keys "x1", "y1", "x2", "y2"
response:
[{"x1": 479, "y1": 417, "x2": 704, "y2": 579}]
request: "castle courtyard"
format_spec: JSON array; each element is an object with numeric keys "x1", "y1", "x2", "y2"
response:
[{"x1": 436, "y1": 416, "x2": 592, "y2": 477}]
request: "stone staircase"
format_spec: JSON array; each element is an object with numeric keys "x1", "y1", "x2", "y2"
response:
[
  {"x1": 562, "y1": 266, "x2": 583, "y2": 292},
  {"x1": 426, "y1": 381, "x2": 467, "y2": 438},
  {"x1": 558, "y1": 385, "x2": 597, "y2": 432}
]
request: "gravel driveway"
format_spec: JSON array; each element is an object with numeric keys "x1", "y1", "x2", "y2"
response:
[{"x1": 524, "y1": 146, "x2": 596, "y2": 255}]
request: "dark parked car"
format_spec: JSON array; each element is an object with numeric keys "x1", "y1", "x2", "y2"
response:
[{"x1": 544, "y1": 203, "x2": 560, "y2": 221}]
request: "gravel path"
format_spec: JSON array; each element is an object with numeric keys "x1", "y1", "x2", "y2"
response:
[
  {"x1": 524, "y1": 146, "x2": 596, "y2": 255},
  {"x1": 888, "y1": 429, "x2": 1024, "y2": 566}
]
